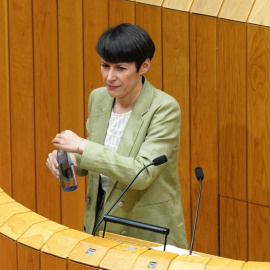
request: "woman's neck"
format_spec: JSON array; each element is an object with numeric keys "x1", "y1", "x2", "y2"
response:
[{"x1": 113, "y1": 78, "x2": 143, "y2": 114}]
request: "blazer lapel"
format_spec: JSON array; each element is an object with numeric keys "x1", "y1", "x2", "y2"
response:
[{"x1": 90, "y1": 94, "x2": 114, "y2": 145}]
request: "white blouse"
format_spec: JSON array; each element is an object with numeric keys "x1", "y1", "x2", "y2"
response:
[{"x1": 100, "y1": 109, "x2": 132, "y2": 191}]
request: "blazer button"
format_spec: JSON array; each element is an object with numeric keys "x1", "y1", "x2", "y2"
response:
[
  {"x1": 86, "y1": 197, "x2": 90, "y2": 204},
  {"x1": 118, "y1": 201, "x2": 125, "y2": 208},
  {"x1": 121, "y1": 231, "x2": 127, "y2": 236}
]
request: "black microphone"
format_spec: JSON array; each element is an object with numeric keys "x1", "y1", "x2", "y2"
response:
[
  {"x1": 92, "y1": 155, "x2": 168, "y2": 236},
  {"x1": 189, "y1": 167, "x2": 204, "y2": 255}
]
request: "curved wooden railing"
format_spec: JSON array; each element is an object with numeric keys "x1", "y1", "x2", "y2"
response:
[{"x1": 0, "y1": 188, "x2": 269, "y2": 270}]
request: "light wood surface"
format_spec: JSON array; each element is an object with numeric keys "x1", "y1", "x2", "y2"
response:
[
  {"x1": 191, "y1": 0, "x2": 223, "y2": 17},
  {"x1": 0, "y1": 191, "x2": 14, "y2": 204},
  {"x1": 136, "y1": 0, "x2": 163, "y2": 6},
  {"x1": 218, "y1": 0, "x2": 255, "y2": 22},
  {"x1": 41, "y1": 228, "x2": 90, "y2": 258},
  {"x1": 99, "y1": 242, "x2": 149, "y2": 270},
  {"x1": 205, "y1": 257, "x2": 245, "y2": 269},
  {"x1": 163, "y1": 0, "x2": 194, "y2": 11},
  {"x1": 242, "y1": 261, "x2": 270, "y2": 269},
  {"x1": 248, "y1": 0, "x2": 270, "y2": 27},
  {"x1": 69, "y1": 236, "x2": 120, "y2": 267},
  {"x1": 131, "y1": 249, "x2": 178, "y2": 269},
  {"x1": 0, "y1": 202, "x2": 30, "y2": 226},
  {"x1": 0, "y1": 211, "x2": 47, "y2": 240},
  {"x1": 169, "y1": 254, "x2": 212, "y2": 270},
  {"x1": 18, "y1": 220, "x2": 68, "y2": 250}
]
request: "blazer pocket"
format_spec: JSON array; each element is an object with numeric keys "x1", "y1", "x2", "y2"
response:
[{"x1": 136, "y1": 199, "x2": 169, "y2": 208}]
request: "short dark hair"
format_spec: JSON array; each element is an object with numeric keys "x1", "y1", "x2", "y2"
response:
[{"x1": 96, "y1": 23, "x2": 155, "y2": 72}]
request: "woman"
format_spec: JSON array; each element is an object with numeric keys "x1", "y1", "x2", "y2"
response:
[{"x1": 47, "y1": 23, "x2": 187, "y2": 248}]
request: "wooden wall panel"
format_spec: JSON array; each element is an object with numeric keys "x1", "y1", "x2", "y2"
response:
[
  {"x1": 218, "y1": 19, "x2": 247, "y2": 201},
  {"x1": 247, "y1": 24, "x2": 270, "y2": 207},
  {"x1": 135, "y1": 3, "x2": 162, "y2": 90},
  {"x1": 162, "y1": 8, "x2": 191, "y2": 246},
  {"x1": 58, "y1": 0, "x2": 85, "y2": 230},
  {"x1": 41, "y1": 253, "x2": 66, "y2": 270},
  {"x1": 109, "y1": 0, "x2": 135, "y2": 26},
  {"x1": 0, "y1": 235, "x2": 17, "y2": 270},
  {"x1": 219, "y1": 197, "x2": 248, "y2": 261},
  {"x1": 190, "y1": 14, "x2": 218, "y2": 255},
  {"x1": 0, "y1": 0, "x2": 11, "y2": 194},
  {"x1": 68, "y1": 261, "x2": 96, "y2": 270},
  {"x1": 248, "y1": 203, "x2": 270, "y2": 261},
  {"x1": 33, "y1": 0, "x2": 61, "y2": 224},
  {"x1": 8, "y1": 0, "x2": 36, "y2": 211},
  {"x1": 83, "y1": 0, "x2": 108, "y2": 121},
  {"x1": 18, "y1": 243, "x2": 40, "y2": 270}
]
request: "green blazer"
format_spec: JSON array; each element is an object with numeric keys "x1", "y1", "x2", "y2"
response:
[{"x1": 75, "y1": 77, "x2": 187, "y2": 248}]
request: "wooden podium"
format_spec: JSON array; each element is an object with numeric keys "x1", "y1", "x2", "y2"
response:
[{"x1": 0, "y1": 188, "x2": 269, "y2": 270}]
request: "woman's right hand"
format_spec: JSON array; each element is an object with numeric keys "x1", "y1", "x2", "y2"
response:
[
  {"x1": 46, "y1": 150, "x2": 60, "y2": 178},
  {"x1": 46, "y1": 150, "x2": 78, "y2": 179}
]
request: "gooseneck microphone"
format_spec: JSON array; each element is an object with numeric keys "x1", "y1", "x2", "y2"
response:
[
  {"x1": 189, "y1": 167, "x2": 204, "y2": 255},
  {"x1": 92, "y1": 155, "x2": 168, "y2": 237}
]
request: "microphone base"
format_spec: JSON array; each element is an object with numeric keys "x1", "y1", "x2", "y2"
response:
[{"x1": 102, "y1": 215, "x2": 170, "y2": 251}]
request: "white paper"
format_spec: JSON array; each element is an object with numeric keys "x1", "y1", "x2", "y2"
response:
[{"x1": 150, "y1": 245, "x2": 200, "y2": 256}]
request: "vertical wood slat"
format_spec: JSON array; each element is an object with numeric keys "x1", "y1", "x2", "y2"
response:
[
  {"x1": 58, "y1": 0, "x2": 85, "y2": 230},
  {"x1": 41, "y1": 253, "x2": 67, "y2": 270},
  {"x1": 33, "y1": 0, "x2": 61, "y2": 224},
  {"x1": 247, "y1": 24, "x2": 270, "y2": 207},
  {"x1": 190, "y1": 14, "x2": 218, "y2": 255},
  {"x1": 8, "y1": 0, "x2": 36, "y2": 211},
  {"x1": 219, "y1": 197, "x2": 248, "y2": 261},
  {"x1": 248, "y1": 203, "x2": 270, "y2": 261},
  {"x1": 135, "y1": 3, "x2": 163, "y2": 90},
  {"x1": 18, "y1": 243, "x2": 40, "y2": 270},
  {"x1": 0, "y1": 0, "x2": 12, "y2": 195},
  {"x1": 218, "y1": 19, "x2": 247, "y2": 201},
  {"x1": 83, "y1": 0, "x2": 108, "y2": 122},
  {"x1": 0, "y1": 235, "x2": 17, "y2": 270},
  {"x1": 109, "y1": 0, "x2": 135, "y2": 26},
  {"x1": 68, "y1": 261, "x2": 96, "y2": 270},
  {"x1": 162, "y1": 8, "x2": 191, "y2": 246}
]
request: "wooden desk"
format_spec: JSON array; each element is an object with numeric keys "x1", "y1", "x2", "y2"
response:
[{"x1": 0, "y1": 189, "x2": 269, "y2": 270}]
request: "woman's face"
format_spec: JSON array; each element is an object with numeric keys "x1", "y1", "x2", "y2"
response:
[{"x1": 100, "y1": 59, "x2": 149, "y2": 101}]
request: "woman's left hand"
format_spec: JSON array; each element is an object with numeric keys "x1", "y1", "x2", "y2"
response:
[{"x1": 52, "y1": 130, "x2": 84, "y2": 153}]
